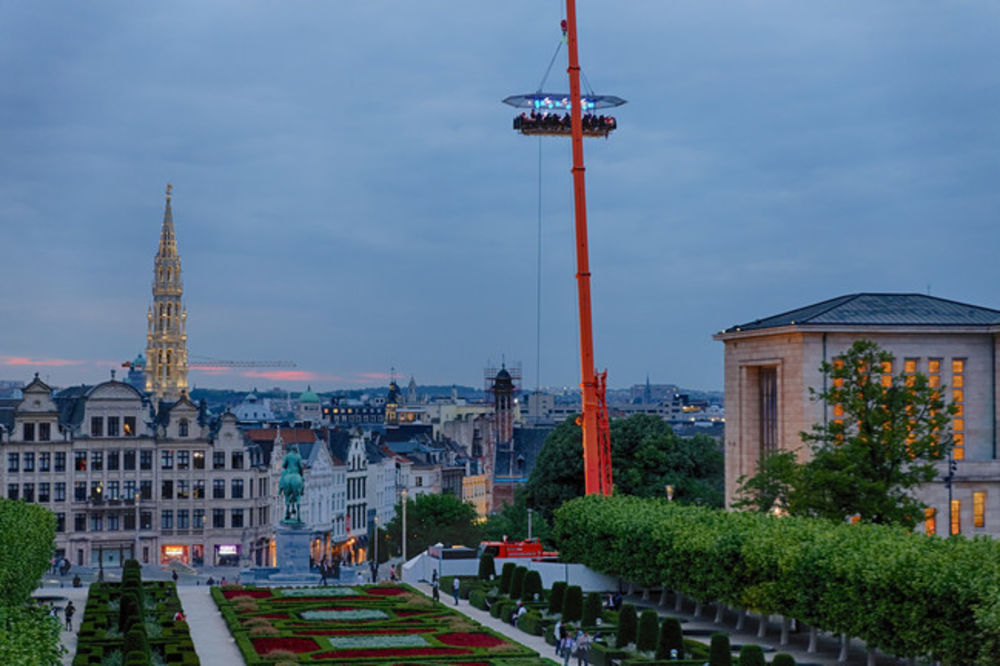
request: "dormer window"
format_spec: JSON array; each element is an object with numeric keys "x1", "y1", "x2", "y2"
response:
[{"x1": 178, "y1": 419, "x2": 189, "y2": 437}]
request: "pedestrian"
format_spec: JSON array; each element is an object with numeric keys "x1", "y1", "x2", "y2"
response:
[
  {"x1": 452, "y1": 576, "x2": 460, "y2": 605},
  {"x1": 576, "y1": 631, "x2": 591, "y2": 666},
  {"x1": 432, "y1": 578, "x2": 440, "y2": 602},
  {"x1": 389, "y1": 564, "x2": 396, "y2": 581},
  {"x1": 172, "y1": 570, "x2": 178, "y2": 583},
  {"x1": 64, "y1": 601, "x2": 75, "y2": 631},
  {"x1": 554, "y1": 620, "x2": 563, "y2": 656},
  {"x1": 173, "y1": 610, "x2": 186, "y2": 622},
  {"x1": 319, "y1": 561, "x2": 328, "y2": 586},
  {"x1": 431, "y1": 569, "x2": 438, "y2": 585},
  {"x1": 560, "y1": 632, "x2": 575, "y2": 666},
  {"x1": 356, "y1": 570, "x2": 364, "y2": 585}
]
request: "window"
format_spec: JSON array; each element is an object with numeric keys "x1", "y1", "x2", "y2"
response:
[
  {"x1": 193, "y1": 451, "x2": 205, "y2": 470},
  {"x1": 177, "y1": 509, "x2": 189, "y2": 529},
  {"x1": 22, "y1": 483, "x2": 34, "y2": 502},
  {"x1": 38, "y1": 483, "x2": 50, "y2": 502},
  {"x1": 193, "y1": 509, "x2": 205, "y2": 529},
  {"x1": 74, "y1": 482, "x2": 87, "y2": 502},
  {"x1": 880, "y1": 360, "x2": 893, "y2": 388},
  {"x1": 140, "y1": 450, "x2": 152, "y2": 471},
  {"x1": 107, "y1": 416, "x2": 119, "y2": 437},
  {"x1": 231, "y1": 479, "x2": 244, "y2": 499},
  {"x1": 124, "y1": 480, "x2": 136, "y2": 499},
  {"x1": 213, "y1": 480, "x2": 225, "y2": 499},
  {"x1": 90, "y1": 416, "x2": 103, "y2": 437},
  {"x1": 212, "y1": 509, "x2": 225, "y2": 529},
  {"x1": 231, "y1": 509, "x2": 244, "y2": 528},
  {"x1": 91, "y1": 451, "x2": 103, "y2": 471},
  {"x1": 952, "y1": 359, "x2": 966, "y2": 461},
  {"x1": 758, "y1": 366, "x2": 778, "y2": 455},
  {"x1": 178, "y1": 419, "x2": 189, "y2": 437},
  {"x1": 123, "y1": 416, "x2": 136, "y2": 437},
  {"x1": 176, "y1": 480, "x2": 189, "y2": 500},
  {"x1": 974, "y1": 491, "x2": 986, "y2": 528},
  {"x1": 140, "y1": 480, "x2": 152, "y2": 501},
  {"x1": 7, "y1": 484, "x2": 18, "y2": 500},
  {"x1": 55, "y1": 513, "x2": 65, "y2": 532},
  {"x1": 161, "y1": 510, "x2": 173, "y2": 530},
  {"x1": 23, "y1": 452, "x2": 34, "y2": 472},
  {"x1": 192, "y1": 480, "x2": 205, "y2": 499},
  {"x1": 75, "y1": 451, "x2": 87, "y2": 471},
  {"x1": 39, "y1": 452, "x2": 50, "y2": 472},
  {"x1": 107, "y1": 480, "x2": 119, "y2": 501},
  {"x1": 107, "y1": 450, "x2": 119, "y2": 471},
  {"x1": 213, "y1": 452, "x2": 225, "y2": 470},
  {"x1": 951, "y1": 499, "x2": 961, "y2": 535},
  {"x1": 90, "y1": 481, "x2": 102, "y2": 502},
  {"x1": 161, "y1": 480, "x2": 173, "y2": 500},
  {"x1": 90, "y1": 514, "x2": 102, "y2": 531},
  {"x1": 107, "y1": 513, "x2": 119, "y2": 531},
  {"x1": 231, "y1": 452, "x2": 244, "y2": 470},
  {"x1": 39, "y1": 423, "x2": 50, "y2": 441},
  {"x1": 54, "y1": 452, "x2": 66, "y2": 472},
  {"x1": 7, "y1": 453, "x2": 17, "y2": 473},
  {"x1": 161, "y1": 450, "x2": 174, "y2": 470},
  {"x1": 124, "y1": 450, "x2": 136, "y2": 470},
  {"x1": 177, "y1": 450, "x2": 190, "y2": 470},
  {"x1": 74, "y1": 514, "x2": 86, "y2": 532},
  {"x1": 23, "y1": 423, "x2": 34, "y2": 441},
  {"x1": 140, "y1": 511, "x2": 152, "y2": 530},
  {"x1": 54, "y1": 482, "x2": 66, "y2": 502},
  {"x1": 124, "y1": 512, "x2": 135, "y2": 530}
]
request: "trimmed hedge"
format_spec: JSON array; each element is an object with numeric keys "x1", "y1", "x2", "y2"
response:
[
  {"x1": 500, "y1": 562, "x2": 516, "y2": 594},
  {"x1": 582, "y1": 591, "x2": 603, "y2": 627},
  {"x1": 479, "y1": 554, "x2": 496, "y2": 580},
  {"x1": 522, "y1": 570, "x2": 543, "y2": 602},
  {"x1": 709, "y1": 632, "x2": 731, "y2": 666},
  {"x1": 637, "y1": 609, "x2": 659, "y2": 652},
  {"x1": 562, "y1": 585, "x2": 583, "y2": 623},
  {"x1": 738, "y1": 644, "x2": 765, "y2": 666},
  {"x1": 511, "y1": 566, "x2": 527, "y2": 600},
  {"x1": 617, "y1": 603, "x2": 637, "y2": 648},
  {"x1": 590, "y1": 642, "x2": 631, "y2": 666},
  {"x1": 771, "y1": 654, "x2": 796, "y2": 666},
  {"x1": 554, "y1": 494, "x2": 1000, "y2": 664},
  {"x1": 656, "y1": 616, "x2": 684, "y2": 659},
  {"x1": 548, "y1": 581, "x2": 567, "y2": 614}
]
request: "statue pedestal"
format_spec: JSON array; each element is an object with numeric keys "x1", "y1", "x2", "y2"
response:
[{"x1": 275, "y1": 523, "x2": 312, "y2": 575}]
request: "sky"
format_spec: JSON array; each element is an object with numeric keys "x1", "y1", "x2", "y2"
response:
[{"x1": 3, "y1": 2, "x2": 1000, "y2": 394}]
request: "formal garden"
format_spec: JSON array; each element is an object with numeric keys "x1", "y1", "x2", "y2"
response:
[
  {"x1": 452, "y1": 554, "x2": 795, "y2": 666},
  {"x1": 212, "y1": 582, "x2": 548, "y2": 665},
  {"x1": 72, "y1": 559, "x2": 198, "y2": 665}
]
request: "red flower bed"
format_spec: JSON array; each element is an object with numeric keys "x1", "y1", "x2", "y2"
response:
[
  {"x1": 436, "y1": 632, "x2": 505, "y2": 648},
  {"x1": 395, "y1": 610, "x2": 427, "y2": 617},
  {"x1": 366, "y1": 586, "x2": 406, "y2": 596},
  {"x1": 223, "y1": 589, "x2": 272, "y2": 599},
  {"x1": 259, "y1": 613, "x2": 290, "y2": 619},
  {"x1": 298, "y1": 627, "x2": 432, "y2": 636},
  {"x1": 252, "y1": 637, "x2": 320, "y2": 654},
  {"x1": 274, "y1": 595, "x2": 370, "y2": 603},
  {"x1": 311, "y1": 647, "x2": 472, "y2": 659}
]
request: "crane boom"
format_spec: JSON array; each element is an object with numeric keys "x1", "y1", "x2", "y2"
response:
[
  {"x1": 188, "y1": 358, "x2": 296, "y2": 368},
  {"x1": 565, "y1": 0, "x2": 613, "y2": 496}
]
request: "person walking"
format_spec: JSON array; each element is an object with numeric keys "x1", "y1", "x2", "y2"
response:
[
  {"x1": 432, "y1": 578, "x2": 440, "y2": 602},
  {"x1": 560, "y1": 632, "x2": 575, "y2": 666},
  {"x1": 554, "y1": 620, "x2": 563, "y2": 657},
  {"x1": 389, "y1": 564, "x2": 396, "y2": 582},
  {"x1": 172, "y1": 570, "x2": 178, "y2": 583},
  {"x1": 452, "y1": 576, "x2": 460, "y2": 605},
  {"x1": 576, "y1": 631, "x2": 591, "y2": 666},
  {"x1": 319, "y1": 561, "x2": 328, "y2": 586},
  {"x1": 64, "y1": 601, "x2": 75, "y2": 631}
]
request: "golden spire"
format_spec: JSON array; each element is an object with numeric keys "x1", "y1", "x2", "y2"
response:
[{"x1": 166, "y1": 183, "x2": 173, "y2": 202}]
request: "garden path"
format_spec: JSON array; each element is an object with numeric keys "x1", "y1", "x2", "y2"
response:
[{"x1": 177, "y1": 585, "x2": 245, "y2": 665}]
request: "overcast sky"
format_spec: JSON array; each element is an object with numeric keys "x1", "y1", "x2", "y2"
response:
[{"x1": 2, "y1": 2, "x2": 999, "y2": 394}]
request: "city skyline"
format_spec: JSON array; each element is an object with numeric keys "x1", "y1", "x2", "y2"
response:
[{"x1": 4, "y1": 2, "x2": 1000, "y2": 392}]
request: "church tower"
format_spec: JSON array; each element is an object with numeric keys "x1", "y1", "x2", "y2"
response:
[{"x1": 145, "y1": 184, "x2": 188, "y2": 403}]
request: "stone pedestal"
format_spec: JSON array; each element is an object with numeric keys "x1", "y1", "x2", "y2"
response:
[{"x1": 275, "y1": 523, "x2": 311, "y2": 575}]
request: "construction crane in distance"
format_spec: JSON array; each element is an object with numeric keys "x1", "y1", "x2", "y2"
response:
[{"x1": 188, "y1": 357, "x2": 296, "y2": 369}]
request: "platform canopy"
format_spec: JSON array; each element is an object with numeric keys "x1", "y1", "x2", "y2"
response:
[{"x1": 502, "y1": 92, "x2": 626, "y2": 112}]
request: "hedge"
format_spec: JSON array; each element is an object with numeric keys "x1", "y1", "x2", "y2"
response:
[
  {"x1": 656, "y1": 616, "x2": 684, "y2": 659},
  {"x1": 771, "y1": 654, "x2": 796, "y2": 666},
  {"x1": 548, "y1": 581, "x2": 567, "y2": 614},
  {"x1": 617, "y1": 603, "x2": 637, "y2": 648},
  {"x1": 522, "y1": 570, "x2": 543, "y2": 602},
  {"x1": 582, "y1": 592, "x2": 603, "y2": 627},
  {"x1": 636, "y1": 609, "x2": 659, "y2": 652},
  {"x1": 511, "y1": 566, "x2": 527, "y2": 600},
  {"x1": 500, "y1": 562, "x2": 516, "y2": 594},
  {"x1": 738, "y1": 643, "x2": 765, "y2": 666},
  {"x1": 709, "y1": 632, "x2": 731, "y2": 666},
  {"x1": 554, "y1": 495, "x2": 1000, "y2": 665},
  {"x1": 479, "y1": 554, "x2": 496, "y2": 580},
  {"x1": 562, "y1": 585, "x2": 583, "y2": 623}
]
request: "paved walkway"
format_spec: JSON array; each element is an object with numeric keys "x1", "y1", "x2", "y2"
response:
[{"x1": 177, "y1": 586, "x2": 245, "y2": 665}]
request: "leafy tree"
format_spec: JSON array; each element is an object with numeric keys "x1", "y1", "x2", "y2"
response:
[
  {"x1": 736, "y1": 340, "x2": 954, "y2": 528},
  {"x1": 526, "y1": 414, "x2": 725, "y2": 522},
  {"x1": 383, "y1": 492, "x2": 482, "y2": 557},
  {"x1": 481, "y1": 487, "x2": 554, "y2": 546},
  {"x1": 0, "y1": 606, "x2": 64, "y2": 666}
]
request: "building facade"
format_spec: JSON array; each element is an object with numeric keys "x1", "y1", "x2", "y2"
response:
[{"x1": 715, "y1": 293, "x2": 1000, "y2": 537}]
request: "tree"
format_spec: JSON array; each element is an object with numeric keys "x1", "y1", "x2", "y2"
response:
[
  {"x1": 526, "y1": 414, "x2": 725, "y2": 522},
  {"x1": 383, "y1": 493, "x2": 482, "y2": 557},
  {"x1": 480, "y1": 487, "x2": 553, "y2": 546},
  {"x1": 736, "y1": 340, "x2": 954, "y2": 528}
]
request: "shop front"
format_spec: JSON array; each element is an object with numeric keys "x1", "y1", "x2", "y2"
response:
[
  {"x1": 161, "y1": 543, "x2": 204, "y2": 566},
  {"x1": 214, "y1": 543, "x2": 241, "y2": 566}
]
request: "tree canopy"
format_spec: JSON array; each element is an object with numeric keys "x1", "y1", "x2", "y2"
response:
[
  {"x1": 384, "y1": 491, "x2": 481, "y2": 557},
  {"x1": 525, "y1": 413, "x2": 724, "y2": 521},
  {"x1": 736, "y1": 339, "x2": 954, "y2": 527},
  {"x1": 480, "y1": 487, "x2": 553, "y2": 546}
]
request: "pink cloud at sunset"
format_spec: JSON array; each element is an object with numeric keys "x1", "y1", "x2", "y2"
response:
[
  {"x1": 241, "y1": 370, "x2": 324, "y2": 382},
  {"x1": 1, "y1": 355, "x2": 85, "y2": 367}
]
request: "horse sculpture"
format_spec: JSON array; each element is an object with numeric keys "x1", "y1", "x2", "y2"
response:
[{"x1": 278, "y1": 444, "x2": 305, "y2": 524}]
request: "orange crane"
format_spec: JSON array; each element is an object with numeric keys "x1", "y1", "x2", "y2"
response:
[{"x1": 564, "y1": 0, "x2": 613, "y2": 496}]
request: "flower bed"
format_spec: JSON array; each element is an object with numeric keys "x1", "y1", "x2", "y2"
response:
[{"x1": 213, "y1": 583, "x2": 546, "y2": 664}]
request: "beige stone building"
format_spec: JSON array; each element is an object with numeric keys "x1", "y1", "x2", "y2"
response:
[{"x1": 715, "y1": 293, "x2": 1000, "y2": 537}]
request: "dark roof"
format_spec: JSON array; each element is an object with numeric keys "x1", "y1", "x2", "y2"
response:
[
  {"x1": 722, "y1": 293, "x2": 1000, "y2": 333},
  {"x1": 495, "y1": 425, "x2": 554, "y2": 480}
]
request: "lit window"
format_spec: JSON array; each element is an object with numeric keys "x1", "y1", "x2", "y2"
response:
[
  {"x1": 904, "y1": 359, "x2": 917, "y2": 374},
  {"x1": 974, "y1": 492, "x2": 986, "y2": 528},
  {"x1": 881, "y1": 361, "x2": 893, "y2": 388},
  {"x1": 951, "y1": 499, "x2": 961, "y2": 535},
  {"x1": 952, "y1": 357, "x2": 965, "y2": 461}
]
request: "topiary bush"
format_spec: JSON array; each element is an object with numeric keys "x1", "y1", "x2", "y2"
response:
[
  {"x1": 738, "y1": 644, "x2": 765, "y2": 666},
  {"x1": 582, "y1": 591, "x2": 603, "y2": 626},
  {"x1": 499, "y1": 562, "x2": 516, "y2": 595},
  {"x1": 770, "y1": 654, "x2": 796, "y2": 666},
  {"x1": 118, "y1": 590, "x2": 141, "y2": 634},
  {"x1": 522, "y1": 570, "x2": 543, "y2": 602},
  {"x1": 478, "y1": 554, "x2": 496, "y2": 580},
  {"x1": 656, "y1": 616, "x2": 685, "y2": 659},
  {"x1": 124, "y1": 650, "x2": 151, "y2": 666},
  {"x1": 636, "y1": 609, "x2": 659, "y2": 652},
  {"x1": 510, "y1": 566, "x2": 527, "y2": 600},
  {"x1": 617, "y1": 603, "x2": 637, "y2": 648},
  {"x1": 709, "y1": 632, "x2": 732, "y2": 666},
  {"x1": 123, "y1": 624, "x2": 150, "y2": 662},
  {"x1": 549, "y1": 581, "x2": 567, "y2": 614},
  {"x1": 562, "y1": 585, "x2": 583, "y2": 623}
]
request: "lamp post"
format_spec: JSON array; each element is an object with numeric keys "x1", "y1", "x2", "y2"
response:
[
  {"x1": 945, "y1": 451, "x2": 958, "y2": 536},
  {"x1": 527, "y1": 508, "x2": 533, "y2": 540},
  {"x1": 401, "y1": 489, "x2": 407, "y2": 564},
  {"x1": 133, "y1": 492, "x2": 140, "y2": 563}
]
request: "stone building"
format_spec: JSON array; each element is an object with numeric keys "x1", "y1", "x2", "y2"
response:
[{"x1": 714, "y1": 292, "x2": 1000, "y2": 537}]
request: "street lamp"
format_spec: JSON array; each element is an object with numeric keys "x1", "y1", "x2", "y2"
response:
[
  {"x1": 527, "y1": 508, "x2": 533, "y2": 540},
  {"x1": 945, "y1": 451, "x2": 959, "y2": 536},
  {"x1": 133, "y1": 492, "x2": 140, "y2": 563},
  {"x1": 401, "y1": 489, "x2": 407, "y2": 564},
  {"x1": 665, "y1": 485, "x2": 674, "y2": 502}
]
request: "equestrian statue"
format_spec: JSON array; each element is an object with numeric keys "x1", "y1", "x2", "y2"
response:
[{"x1": 278, "y1": 443, "x2": 305, "y2": 525}]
